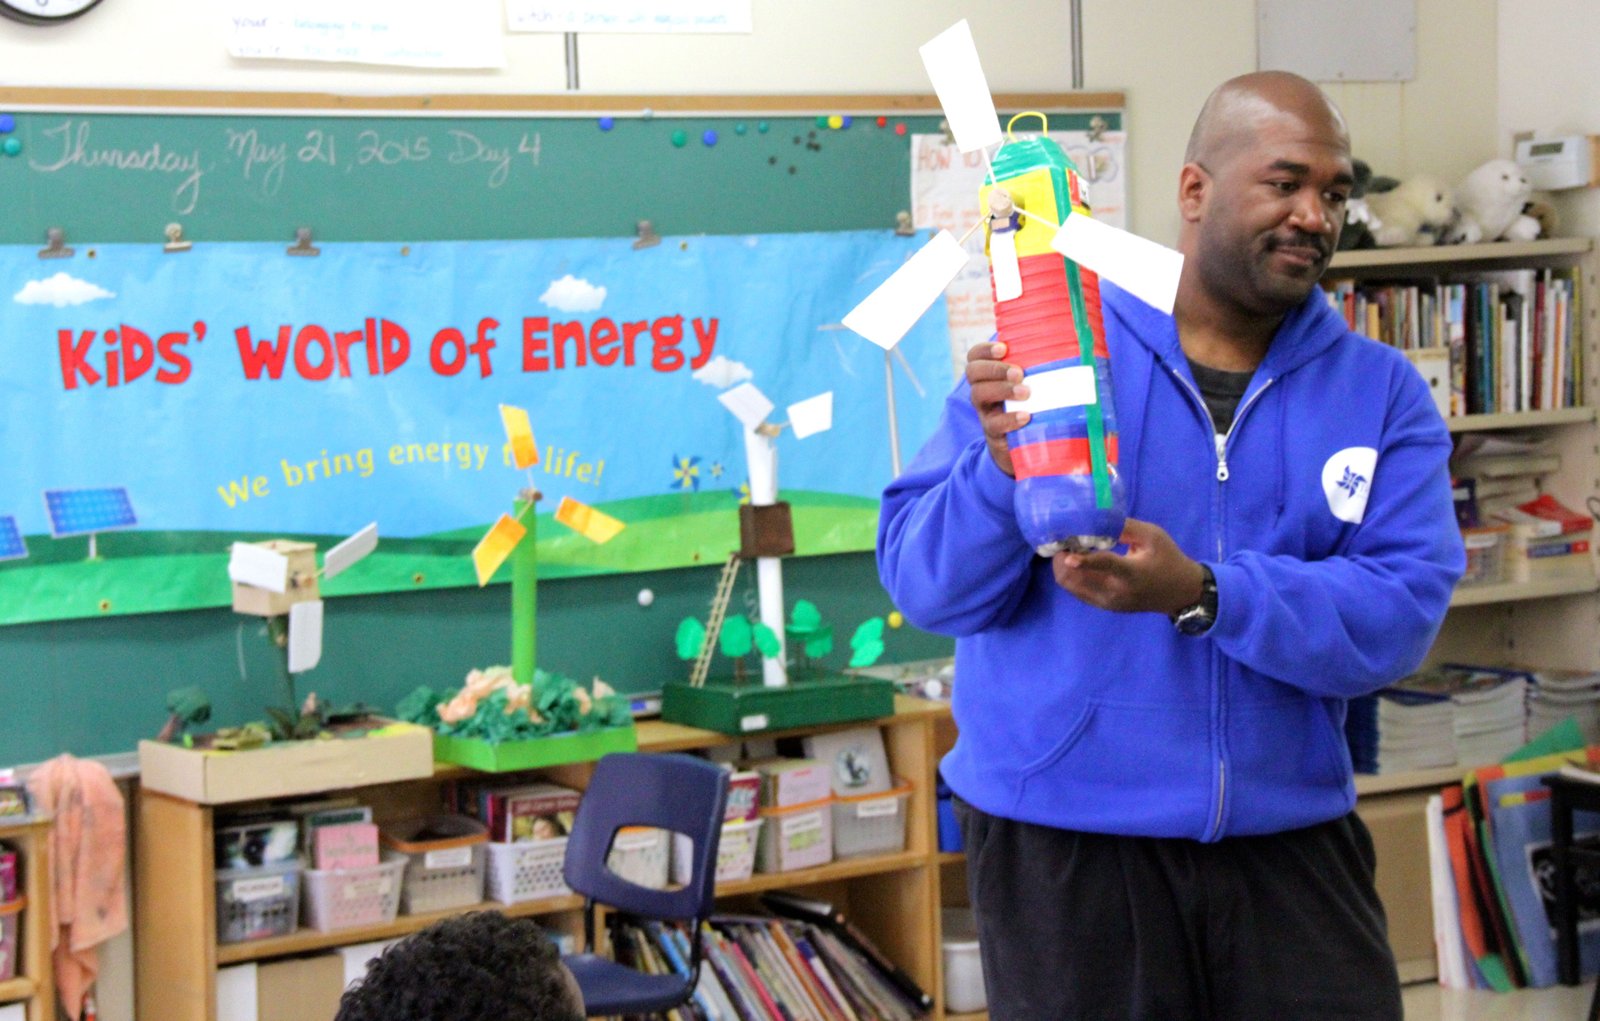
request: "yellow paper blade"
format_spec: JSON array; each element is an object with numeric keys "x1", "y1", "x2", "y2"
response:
[
  {"x1": 499, "y1": 404, "x2": 539, "y2": 469},
  {"x1": 472, "y1": 513, "x2": 527, "y2": 586},
  {"x1": 555, "y1": 496, "x2": 626, "y2": 544}
]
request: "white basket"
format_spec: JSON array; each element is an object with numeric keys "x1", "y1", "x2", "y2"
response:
[
  {"x1": 607, "y1": 828, "x2": 671, "y2": 889},
  {"x1": 672, "y1": 817, "x2": 762, "y2": 886},
  {"x1": 484, "y1": 837, "x2": 570, "y2": 905},
  {"x1": 383, "y1": 816, "x2": 488, "y2": 915},
  {"x1": 756, "y1": 798, "x2": 834, "y2": 873},
  {"x1": 301, "y1": 852, "x2": 407, "y2": 931},
  {"x1": 832, "y1": 781, "x2": 912, "y2": 859}
]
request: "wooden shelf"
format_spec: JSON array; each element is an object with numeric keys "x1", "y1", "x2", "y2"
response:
[
  {"x1": 936, "y1": 851, "x2": 966, "y2": 866},
  {"x1": 214, "y1": 892, "x2": 586, "y2": 965},
  {"x1": 1328, "y1": 237, "x2": 1592, "y2": 271},
  {"x1": 946, "y1": 1012, "x2": 988, "y2": 1021},
  {"x1": 0, "y1": 977, "x2": 34, "y2": 1005},
  {"x1": 1447, "y1": 407, "x2": 1597, "y2": 432},
  {"x1": 1450, "y1": 575, "x2": 1598, "y2": 607},
  {"x1": 1354, "y1": 765, "x2": 1464, "y2": 797},
  {"x1": 718, "y1": 849, "x2": 925, "y2": 897}
]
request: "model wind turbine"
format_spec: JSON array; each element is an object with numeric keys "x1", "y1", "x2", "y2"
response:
[
  {"x1": 469, "y1": 404, "x2": 626, "y2": 686},
  {"x1": 845, "y1": 20, "x2": 1185, "y2": 555},
  {"x1": 227, "y1": 522, "x2": 379, "y2": 683},
  {"x1": 716, "y1": 380, "x2": 833, "y2": 688}
]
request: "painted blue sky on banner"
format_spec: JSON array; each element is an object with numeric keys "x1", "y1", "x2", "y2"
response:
[{"x1": 0, "y1": 231, "x2": 952, "y2": 539}]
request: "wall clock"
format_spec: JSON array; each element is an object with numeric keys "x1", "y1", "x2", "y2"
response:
[{"x1": 0, "y1": 0, "x2": 107, "y2": 25}]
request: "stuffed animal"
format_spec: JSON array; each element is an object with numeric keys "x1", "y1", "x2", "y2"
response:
[
  {"x1": 1337, "y1": 159, "x2": 1379, "y2": 251},
  {"x1": 1445, "y1": 158, "x2": 1541, "y2": 244},
  {"x1": 1523, "y1": 192, "x2": 1559, "y2": 239},
  {"x1": 1364, "y1": 176, "x2": 1455, "y2": 247}
]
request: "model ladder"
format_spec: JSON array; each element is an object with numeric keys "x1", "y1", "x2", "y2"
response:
[{"x1": 690, "y1": 552, "x2": 743, "y2": 688}]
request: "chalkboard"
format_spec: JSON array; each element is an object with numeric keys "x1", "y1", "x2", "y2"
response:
[{"x1": 0, "y1": 89, "x2": 1123, "y2": 763}]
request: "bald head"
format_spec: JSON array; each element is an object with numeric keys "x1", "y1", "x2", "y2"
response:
[{"x1": 1184, "y1": 71, "x2": 1349, "y2": 170}]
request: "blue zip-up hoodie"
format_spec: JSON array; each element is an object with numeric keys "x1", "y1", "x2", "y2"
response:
[{"x1": 878, "y1": 282, "x2": 1466, "y2": 840}]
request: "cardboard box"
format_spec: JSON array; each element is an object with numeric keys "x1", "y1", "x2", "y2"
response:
[
  {"x1": 430, "y1": 723, "x2": 637, "y2": 773},
  {"x1": 257, "y1": 953, "x2": 346, "y2": 1021},
  {"x1": 139, "y1": 722, "x2": 434, "y2": 805}
]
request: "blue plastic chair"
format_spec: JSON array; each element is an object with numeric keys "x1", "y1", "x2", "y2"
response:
[{"x1": 562, "y1": 752, "x2": 730, "y2": 1017}]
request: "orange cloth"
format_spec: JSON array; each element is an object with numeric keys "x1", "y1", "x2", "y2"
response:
[{"x1": 26, "y1": 755, "x2": 128, "y2": 1020}]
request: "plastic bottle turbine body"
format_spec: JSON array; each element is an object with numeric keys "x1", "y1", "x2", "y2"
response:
[{"x1": 983, "y1": 131, "x2": 1125, "y2": 555}]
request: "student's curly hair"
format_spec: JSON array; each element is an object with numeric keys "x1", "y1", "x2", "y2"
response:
[{"x1": 335, "y1": 911, "x2": 585, "y2": 1021}]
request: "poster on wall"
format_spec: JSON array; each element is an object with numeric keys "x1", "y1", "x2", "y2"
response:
[
  {"x1": 0, "y1": 231, "x2": 952, "y2": 626},
  {"x1": 910, "y1": 128, "x2": 1128, "y2": 371}
]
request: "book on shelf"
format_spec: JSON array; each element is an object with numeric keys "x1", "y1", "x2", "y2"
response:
[{"x1": 761, "y1": 891, "x2": 933, "y2": 1013}]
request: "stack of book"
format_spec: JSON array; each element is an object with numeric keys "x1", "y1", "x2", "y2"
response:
[
  {"x1": 1450, "y1": 669, "x2": 1531, "y2": 767},
  {"x1": 609, "y1": 892, "x2": 931, "y2": 1021},
  {"x1": 1527, "y1": 669, "x2": 1600, "y2": 744},
  {"x1": 1347, "y1": 666, "x2": 1534, "y2": 775}
]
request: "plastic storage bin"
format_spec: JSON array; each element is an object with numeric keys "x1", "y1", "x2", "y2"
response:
[
  {"x1": 301, "y1": 852, "x2": 407, "y2": 931},
  {"x1": 382, "y1": 815, "x2": 488, "y2": 915},
  {"x1": 0, "y1": 896, "x2": 22, "y2": 981},
  {"x1": 1459, "y1": 525, "x2": 1509, "y2": 587},
  {"x1": 941, "y1": 907, "x2": 986, "y2": 1014},
  {"x1": 484, "y1": 837, "x2": 571, "y2": 904},
  {"x1": 831, "y1": 779, "x2": 912, "y2": 859},
  {"x1": 606, "y1": 827, "x2": 671, "y2": 889},
  {"x1": 0, "y1": 847, "x2": 15, "y2": 902},
  {"x1": 756, "y1": 797, "x2": 834, "y2": 873},
  {"x1": 672, "y1": 816, "x2": 762, "y2": 886},
  {"x1": 215, "y1": 861, "x2": 300, "y2": 944}
]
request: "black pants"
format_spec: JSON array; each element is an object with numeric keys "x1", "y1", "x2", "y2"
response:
[{"x1": 955, "y1": 798, "x2": 1402, "y2": 1021}]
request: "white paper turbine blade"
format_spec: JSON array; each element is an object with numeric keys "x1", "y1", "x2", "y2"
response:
[
  {"x1": 920, "y1": 20, "x2": 1003, "y2": 154},
  {"x1": 287, "y1": 599, "x2": 324, "y2": 674},
  {"x1": 228, "y1": 542, "x2": 289, "y2": 594},
  {"x1": 718, "y1": 382, "x2": 775, "y2": 431},
  {"x1": 787, "y1": 392, "x2": 833, "y2": 439},
  {"x1": 322, "y1": 522, "x2": 378, "y2": 580},
  {"x1": 1052, "y1": 214, "x2": 1185, "y2": 315},
  {"x1": 842, "y1": 230, "x2": 970, "y2": 351}
]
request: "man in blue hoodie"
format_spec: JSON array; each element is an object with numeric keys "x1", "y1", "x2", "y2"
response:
[{"x1": 878, "y1": 72, "x2": 1464, "y2": 1020}]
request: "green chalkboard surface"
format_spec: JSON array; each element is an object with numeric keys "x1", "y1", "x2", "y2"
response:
[{"x1": 0, "y1": 90, "x2": 1122, "y2": 763}]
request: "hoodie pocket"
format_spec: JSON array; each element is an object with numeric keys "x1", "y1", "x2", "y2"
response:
[
  {"x1": 1226, "y1": 698, "x2": 1352, "y2": 831},
  {"x1": 1014, "y1": 699, "x2": 1213, "y2": 835}
]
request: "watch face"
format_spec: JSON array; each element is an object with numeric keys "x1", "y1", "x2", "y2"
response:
[{"x1": 0, "y1": 0, "x2": 105, "y2": 24}]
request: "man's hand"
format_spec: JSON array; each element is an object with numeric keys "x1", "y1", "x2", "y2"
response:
[
  {"x1": 1053, "y1": 518, "x2": 1206, "y2": 616},
  {"x1": 965, "y1": 340, "x2": 1030, "y2": 476}
]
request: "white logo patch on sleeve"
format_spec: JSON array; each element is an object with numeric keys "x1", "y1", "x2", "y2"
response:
[{"x1": 1322, "y1": 447, "x2": 1378, "y2": 524}]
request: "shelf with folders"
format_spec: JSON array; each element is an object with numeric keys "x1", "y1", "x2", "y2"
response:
[{"x1": 1322, "y1": 239, "x2": 1591, "y2": 418}]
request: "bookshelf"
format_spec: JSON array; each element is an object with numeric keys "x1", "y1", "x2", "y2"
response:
[
  {"x1": 1324, "y1": 236, "x2": 1600, "y2": 983},
  {"x1": 0, "y1": 818, "x2": 52, "y2": 1021},
  {"x1": 135, "y1": 697, "x2": 973, "y2": 1021}
]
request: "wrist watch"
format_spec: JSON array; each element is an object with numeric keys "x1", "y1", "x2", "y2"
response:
[{"x1": 1171, "y1": 564, "x2": 1218, "y2": 636}]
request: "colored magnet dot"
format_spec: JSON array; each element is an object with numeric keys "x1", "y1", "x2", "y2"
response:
[
  {"x1": 841, "y1": 116, "x2": 853, "y2": 128},
  {"x1": 641, "y1": 108, "x2": 655, "y2": 120},
  {"x1": 876, "y1": 116, "x2": 888, "y2": 128},
  {"x1": 894, "y1": 123, "x2": 907, "y2": 136},
  {"x1": 597, "y1": 116, "x2": 615, "y2": 131},
  {"x1": 827, "y1": 115, "x2": 843, "y2": 130},
  {"x1": 0, "y1": 114, "x2": 14, "y2": 133},
  {"x1": 702, "y1": 129, "x2": 718, "y2": 147},
  {"x1": 757, "y1": 121, "x2": 769, "y2": 133},
  {"x1": 637, "y1": 588, "x2": 655, "y2": 607},
  {"x1": 815, "y1": 115, "x2": 828, "y2": 128},
  {"x1": 670, "y1": 129, "x2": 687, "y2": 147},
  {"x1": 1, "y1": 138, "x2": 19, "y2": 157},
  {"x1": 735, "y1": 122, "x2": 747, "y2": 135},
  {"x1": 887, "y1": 610, "x2": 904, "y2": 629}
]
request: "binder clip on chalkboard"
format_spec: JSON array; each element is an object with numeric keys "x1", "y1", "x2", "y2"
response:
[
  {"x1": 632, "y1": 220, "x2": 660, "y2": 251},
  {"x1": 894, "y1": 211, "x2": 916, "y2": 237},
  {"x1": 287, "y1": 227, "x2": 320, "y2": 257},
  {"x1": 1088, "y1": 115, "x2": 1109, "y2": 142},
  {"x1": 38, "y1": 227, "x2": 73, "y2": 260},
  {"x1": 163, "y1": 223, "x2": 192, "y2": 253}
]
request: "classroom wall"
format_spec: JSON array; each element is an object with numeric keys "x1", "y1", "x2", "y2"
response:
[
  {"x1": 0, "y1": 0, "x2": 1497, "y2": 244},
  {"x1": 1496, "y1": 0, "x2": 1600, "y2": 239}
]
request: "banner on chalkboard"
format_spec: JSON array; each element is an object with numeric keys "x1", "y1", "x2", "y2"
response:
[{"x1": 0, "y1": 231, "x2": 952, "y2": 625}]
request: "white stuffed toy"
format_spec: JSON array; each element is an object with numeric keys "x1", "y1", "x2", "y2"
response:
[
  {"x1": 1447, "y1": 158, "x2": 1541, "y2": 244},
  {"x1": 1364, "y1": 176, "x2": 1455, "y2": 247}
]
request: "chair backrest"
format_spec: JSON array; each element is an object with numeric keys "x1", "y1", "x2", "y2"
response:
[{"x1": 563, "y1": 752, "x2": 730, "y2": 923}]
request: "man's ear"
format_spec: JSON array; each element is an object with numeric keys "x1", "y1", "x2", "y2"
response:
[{"x1": 1178, "y1": 162, "x2": 1209, "y2": 223}]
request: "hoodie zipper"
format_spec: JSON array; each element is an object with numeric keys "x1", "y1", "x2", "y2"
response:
[{"x1": 1170, "y1": 368, "x2": 1276, "y2": 840}]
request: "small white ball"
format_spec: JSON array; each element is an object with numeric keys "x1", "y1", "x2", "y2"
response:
[{"x1": 637, "y1": 588, "x2": 655, "y2": 607}]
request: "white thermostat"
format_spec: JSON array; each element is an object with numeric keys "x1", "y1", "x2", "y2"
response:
[{"x1": 1514, "y1": 134, "x2": 1600, "y2": 191}]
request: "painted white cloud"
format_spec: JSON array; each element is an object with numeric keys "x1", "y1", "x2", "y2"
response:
[
  {"x1": 539, "y1": 274, "x2": 606, "y2": 312},
  {"x1": 14, "y1": 272, "x2": 116, "y2": 308},
  {"x1": 692, "y1": 355, "x2": 753, "y2": 389}
]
